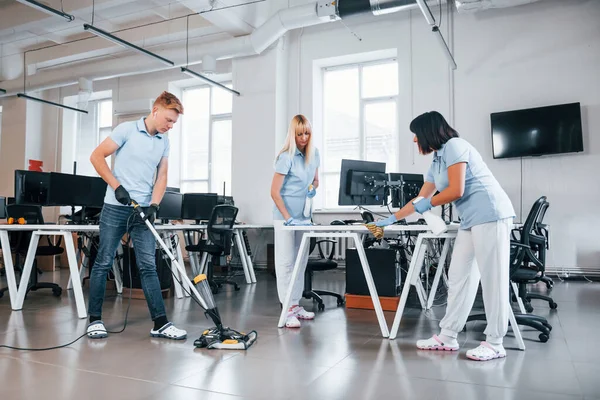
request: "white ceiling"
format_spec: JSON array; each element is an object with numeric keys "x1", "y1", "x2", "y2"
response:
[{"x1": 0, "y1": 0, "x2": 299, "y2": 75}]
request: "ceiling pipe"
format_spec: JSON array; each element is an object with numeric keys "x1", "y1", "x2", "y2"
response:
[{"x1": 0, "y1": 1, "x2": 437, "y2": 97}]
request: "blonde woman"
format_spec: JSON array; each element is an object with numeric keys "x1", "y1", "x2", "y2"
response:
[{"x1": 270, "y1": 115, "x2": 320, "y2": 328}]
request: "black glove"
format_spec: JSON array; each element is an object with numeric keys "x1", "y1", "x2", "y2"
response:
[
  {"x1": 143, "y1": 203, "x2": 160, "y2": 224},
  {"x1": 114, "y1": 185, "x2": 131, "y2": 206}
]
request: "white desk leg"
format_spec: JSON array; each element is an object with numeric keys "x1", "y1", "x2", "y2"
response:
[
  {"x1": 238, "y1": 229, "x2": 257, "y2": 283},
  {"x1": 112, "y1": 257, "x2": 123, "y2": 294},
  {"x1": 68, "y1": 236, "x2": 91, "y2": 290},
  {"x1": 163, "y1": 233, "x2": 184, "y2": 299},
  {"x1": 278, "y1": 233, "x2": 309, "y2": 328},
  {"x1": 63, "y1": 233, "x2": 87, "y2": 319},
  {"x1": 389, "y1": 234, "x2": 426, "y2": 339},
  {"x1": 14, "y1": 233, "x2": 41, "y2": 310},
  {"x1": 234, "y1": 231, "x2": 252, "y2": 284},
  {"x1": 352, "y1": 233, "x2": 390, "y2": 338},
  {"x1": 509, "y1": 306, "x2": 526, "y2": 350},
  {"x1": 173, "y1": 234, "x2": 192, "y2": 297},
  {"x1": 511, "y1": 281, "x2": 526, "y2": 314},
  {"x1": 0, "y1": 231, "x2": 18, "y2": 309},
  {"x1": 427, "y1": 238, "x2": 451, "y2": 309}
]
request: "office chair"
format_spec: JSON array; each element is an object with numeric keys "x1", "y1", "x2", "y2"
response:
[
  {"x1": 187, "y1": 205, "x2": 240, "y2": 294},
  {"x1": 511, "y1": 197, "x2": 556, "y2": 312},
  {"x1": 0, "y1": 205, "x2": 63, "y2": 299},
  {"x1": 302, "y1": 238, "x2": 345, "y2": 311},
  {"x1": 467, "y1": 198, "x2": 553, "y2": 343}
]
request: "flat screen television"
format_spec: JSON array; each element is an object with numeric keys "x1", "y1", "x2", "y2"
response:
[{"x1": 491, "y1": 102, "x2": 583, "y2": 159}]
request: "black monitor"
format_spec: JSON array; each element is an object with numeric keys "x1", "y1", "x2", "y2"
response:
[
  {"x1": 166, "y1": 186, "x2": 180, "y2": 193},
  {"x1": 14, "y1": 170, "x2": 51, "y2": 205},
  {"x1": 158, "y1": 191, "x2": 183, "y2": 222},
  {"x1": 338, "y1": 159, "x2": 387, "y2": 206},
  {"x1": 389, "y1": 173, "x2": 424, "y2": 208},
  {"x1": 0, "y1": 197, "x2": 6, "y2": 219},
  {"x1": 181, "y1": 193, "x2": 219, "y2": 222},
  {"x1": 491, "y1": 102, "x2": 584, "y2": 159},
  {"x1": 46, "y1": 173, "x2": 107, "y2": 207}
]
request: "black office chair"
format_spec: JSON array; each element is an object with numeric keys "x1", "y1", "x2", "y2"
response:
[
  {"x1": 0, "y1": 205, "x2": 63, "y2": 299},
  {"x1": 511, "y1": 197, "x2": 557, "y2": 312},
  {"x1": 302, "y1": 238, "x2": 345, "y2": 311},
  {"x1": 467, "y1": 198, "x2": 553, "y2": 343},
  {"x1": 187, "y1": 205, "x2": 240, "y2": 294}
]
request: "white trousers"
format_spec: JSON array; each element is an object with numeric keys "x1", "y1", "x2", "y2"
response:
[
  {"x1": 274, "y1": 220, "x2": 310, "y2": 306},
  {"x1": 439, "y1": 218, "x2": 511, "y2": 345}
]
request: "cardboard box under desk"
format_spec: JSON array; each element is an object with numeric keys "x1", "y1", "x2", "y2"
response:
[{"x1": 345, "y1": 294, "x2": 399, "y2": 312}]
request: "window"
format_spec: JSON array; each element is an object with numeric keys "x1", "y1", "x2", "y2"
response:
[
  {"x1": 62, "y1": 98, "x2": 112, "y2": 177},
  {"x1": 181, "y1": 85, "x2": 233, "y2": 195},
  {"x1": 321, "y1": 59, "x2": 399, "y2": 208}
]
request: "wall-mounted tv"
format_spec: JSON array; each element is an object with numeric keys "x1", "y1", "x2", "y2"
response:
[{"x1": 491, "y1": 102, "x2": 583, "y2": 159}]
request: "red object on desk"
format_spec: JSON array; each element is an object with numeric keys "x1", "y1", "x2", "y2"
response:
[{"x1": 28, "y1": 159, "x2": 43, "y2": 172}]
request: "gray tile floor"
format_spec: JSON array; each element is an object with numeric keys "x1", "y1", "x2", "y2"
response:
[{"x1": 0, "y1": 269, "x2": 598, "y2": 400}]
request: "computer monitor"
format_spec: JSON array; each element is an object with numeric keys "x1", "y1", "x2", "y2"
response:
[
  {"x1": 14, "y1": 170, "x2": 51, "y2": 205},
  {"x1": 338, "y1": 160, "x2": 387, "y2": 206},
  {"x1": 166, "y1": 186, "x2": 180, "y2": 193},
  {"x1": 389, "y1": 173, "x2": 424, "y2": 208},
  {"x1": 181, "y1": 193, "x2": 219, "y2": 222},
  {"x1": 47, "y1": 173, "x2": 107, "y2": 207},
  {"x1": 158, "y1": 191, "x2": 183, "y2": 222},
  {"x1": 0, "y1": 197, "x2": 6, "y2": 219}
]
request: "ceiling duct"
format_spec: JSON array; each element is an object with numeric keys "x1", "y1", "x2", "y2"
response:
[{"x1": 454, "y1": 0, "x2": 544, "y2": 12}]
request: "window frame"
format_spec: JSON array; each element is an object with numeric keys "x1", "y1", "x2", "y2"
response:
[
  {"x1": 180, "y1": 83, "x2": 233, "y2": 194},
  {"x1": 320, "y1": 57, "x2": 399, "y2": 210}
]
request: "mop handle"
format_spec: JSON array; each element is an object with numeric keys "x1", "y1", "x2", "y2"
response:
[{"x1": 131, "y1": 200, "x2": 210, "y2": 310}]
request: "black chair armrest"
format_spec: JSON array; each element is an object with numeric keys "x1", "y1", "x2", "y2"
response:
[{"x1": 510, "y1": 228, "x2": 522, "y2": 241}]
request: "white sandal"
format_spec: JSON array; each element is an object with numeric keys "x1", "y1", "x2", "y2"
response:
[
  {"x1": 292, "y1": 306, "x2": 315, "y2": 320},
  {"x1": 87, "y1": 321, "x2": 108, "y2": 339},
  {"x1": 150, "y1": 322, "x2": 187, "y2": 340},
  {"x1": 416, "y1": 335, "x2": 459, "y2": 351},
  {"x1": 466, "y1": 341, "x2": 506, "y2": 361},
  {"x1": 285, "y1": 312, "x2": 301, "y2": 328}
]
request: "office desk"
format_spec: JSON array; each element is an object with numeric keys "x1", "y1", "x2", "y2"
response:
[
  {"x1": 277, "y1": 224, "x2": 460, "y2": 338},
  {"x1": 0, "y1": 223, "x2": 271, "y2": 318}
]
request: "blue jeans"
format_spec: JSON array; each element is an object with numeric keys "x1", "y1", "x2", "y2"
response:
[{"x1": 88, "y1": 204, "x2": 167, "y2": 321}]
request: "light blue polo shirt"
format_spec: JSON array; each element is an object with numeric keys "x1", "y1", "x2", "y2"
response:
[
  {"x1": 426, "y1": 137, "x2": 514, "y2": 230},
  {"x1": 273, "y1": 148, "x2": 320, "y2": 220},
  {"x1": 104, "y1": 117, "x2": 170, "y2": 207}
]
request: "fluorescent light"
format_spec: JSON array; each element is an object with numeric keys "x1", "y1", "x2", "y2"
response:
[
  {"x1": 432, "y1": 26, "x2": 457, "y2": 70},
  {"x1": 84, "y1": 24, "x2": 175, "y2": 67},
  {"x1": 180, "y1": 67, "x2": 241, "y2": 96},
  {"x1": 415, "y1": 0, "x2": 436, "y2": 26},
  {"x1": 16, "y1": 0, "x2": 75, "y2": 22},
  {"x1": 17, "y1": 93, "x2": 88, "y2": 114}
]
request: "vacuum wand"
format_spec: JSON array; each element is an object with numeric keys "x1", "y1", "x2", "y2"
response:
[{"x1": 130, "y1": 200, "x2": 210, "y2": 310}]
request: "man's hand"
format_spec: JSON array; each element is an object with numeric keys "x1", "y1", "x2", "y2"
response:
[
  {"x1": 143, "y1": 203, "x2": 160, "y2": 224},
  {"x1": 115, "y1": 185, "x2": 132, "y2": 206}
]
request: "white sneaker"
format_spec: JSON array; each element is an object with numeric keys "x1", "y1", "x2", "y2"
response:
[
  {"x1": 466, "y1": 341, "x2": 506, "y2": 361},
  {"x1": 150, "y1": 322, "x2": 187, "y2": 340},
  {"x1": 292, "y1": 305, "x2": 315, "y2": 320},
  {"x1": 416, "y1": 334, "x2": 459, "y2": 351},
  {"x1": 285, "y1": 313, "x2": 301, "y2": 328}
]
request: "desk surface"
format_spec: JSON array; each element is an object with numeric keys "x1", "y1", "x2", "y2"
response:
[
  {"x1": 282, "y1": 223, "x2": 461, "y2": 233},
  {"x1": 0, "y1": 224, "x2": 273, "y2": 232}
]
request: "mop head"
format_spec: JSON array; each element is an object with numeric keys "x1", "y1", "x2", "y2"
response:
[
  {"x1": 192, "y1": 275, "x2": 258, "y2": 350},
  {"x1": 366, "y1": 223, "x2": 384, "y2": 240},
  {"x1": 194, "y1": 326, "x2": 258, "y2": 350}
]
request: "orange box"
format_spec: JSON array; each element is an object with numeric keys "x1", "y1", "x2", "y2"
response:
[{"x1": 345, "y1": 294, "x2": 400, "y2": 312}]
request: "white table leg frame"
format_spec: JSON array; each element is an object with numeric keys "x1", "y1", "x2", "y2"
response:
[
  {"x1": 14, "y1": 231, "x2": 87, "y2": 319},
  {"x1": 0, "y1": 231, "x2": 19, "y2": 309},
  {"x1": 426, "y1": 238, "x2": 452, "y2": 310},
  {"x1": 277, "y1": 231, "x2": 390, "y2": 338},
  {"x1": 389, "y1": 232, "x2": 457, "y2": 340}
]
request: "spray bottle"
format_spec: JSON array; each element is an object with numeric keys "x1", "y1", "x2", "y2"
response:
[
  {"x1": 303, "y1": 184, "x2": 314, "y2": 219},
  {"x1": 412, "y1": 196, "x2": 448, "y2": 235}
]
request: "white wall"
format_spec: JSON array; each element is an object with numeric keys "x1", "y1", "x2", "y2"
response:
[{"x1": 289, "y1": 0, "x2": 599, "y2": 272}]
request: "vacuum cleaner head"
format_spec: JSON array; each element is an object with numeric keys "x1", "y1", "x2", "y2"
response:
[{"x1": 194, "y1": 326, "x2": 258, "y2": 350}]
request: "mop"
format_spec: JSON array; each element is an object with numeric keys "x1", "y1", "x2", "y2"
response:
[{"x1": 132, "y1": 200, "x2": 258, "y2": 350}]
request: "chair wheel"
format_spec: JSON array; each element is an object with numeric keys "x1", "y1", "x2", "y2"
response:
[
  {"x1": 525, "y1": 304, "x2": 534, "y2": 313},
  {"x1": 539, "y1": 333, "x2": 549, "y2": 343},
  {"x1": 318, "y1": 303, "x2": 325, "y2": 311},
  {"x1": 545, "y1": 282, "x2": 553, "y2": 289},
  {"x1": 234, "y1": 285, "x2": 240, "y2": 291},
  {"x1": 52, "y1": 288, "x2": 62, "y2": 297},
  {"x1": 549, "y1": 302, "x2": 558, "y2": 310},
  {"x1": 337, "y1": 299, "x2": 345, "y2": 307}
]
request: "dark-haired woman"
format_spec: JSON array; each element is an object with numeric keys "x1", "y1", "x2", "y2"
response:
[{"x1": 369, "y1": 111, "x2": 515, "y2": 361}]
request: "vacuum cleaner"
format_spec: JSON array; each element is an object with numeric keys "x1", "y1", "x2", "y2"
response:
[{"x1": 132, "y1": 200, "x2": 258, "y2": 350}]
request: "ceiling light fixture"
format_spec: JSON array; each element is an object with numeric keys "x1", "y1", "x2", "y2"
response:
[
  {"x1": 16, "y1": 0, "x2": 75, "y2": 22},
  {"x1": 180, "y1": 67, "x2": 240, "y2": 96},
  {"x1": 17, "y1": 93, "x2": 88, "y2": 114},
  {"x1": 84, "y1": 24, "x2": 175, "y2": 67}
]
